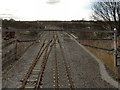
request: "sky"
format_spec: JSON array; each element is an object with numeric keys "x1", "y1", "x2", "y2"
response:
[{"x1": 0, "y1": 0, "x2": 94, "y2": 21}]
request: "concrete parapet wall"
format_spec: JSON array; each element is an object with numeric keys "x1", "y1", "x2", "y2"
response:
[
  {"x1": 2, "y1": 39, "x2": 34, "y2": 70},
  {"x1": 79, "y1": 40, "x2": 118, "y2": 74}
]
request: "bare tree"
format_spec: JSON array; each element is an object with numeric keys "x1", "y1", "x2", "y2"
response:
[{"x1": 92, "y1": 0, "x2": 120, "y2": 34}]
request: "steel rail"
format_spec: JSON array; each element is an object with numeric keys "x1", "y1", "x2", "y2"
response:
[
  {"x1": 35, "y1": 39, "x2": 50, "y2": 89},
  {"x1": 35, "y1": 34, "x2": 57, "y2": 89},
  {"x1": 54, "y1": 34, "x2": 59, "y2": 88},
  {"x1": 20, "y1": 39, "x2": 52, "y2": 89},
  {"x1": 56, "y1": 34, "x2": 75, "y2": 89}
]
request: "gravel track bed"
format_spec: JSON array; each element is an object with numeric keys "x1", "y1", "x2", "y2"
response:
[{"x1": 2, "y1": 31, "x2": 115, "y2": 88}]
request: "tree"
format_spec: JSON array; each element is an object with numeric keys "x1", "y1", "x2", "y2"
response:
[
  {"x1": 92, "y1": 0, "x2": 120, "y2": 34},
  {"x1": 9, "y1": 18, "x2": 15, "y2": 22}
]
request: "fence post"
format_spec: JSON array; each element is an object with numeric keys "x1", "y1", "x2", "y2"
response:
[{"x1": 114, "y1": 28, "x2": 118, "y2": 67}]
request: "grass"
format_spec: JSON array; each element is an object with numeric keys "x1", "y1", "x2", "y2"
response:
[
  {"x1": 79, "y1": 40, "x2": 113, "y2": 50},
  {"x1": 79, "y1": 40, "x2": 118, "y2": 74},
  {"x1": 86, "y1": 47, "x2": 117, "y2": 74}
]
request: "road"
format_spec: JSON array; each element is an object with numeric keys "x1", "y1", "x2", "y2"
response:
[{"x1": 2, "y1": 31, "x2": 116, "y2": 88}]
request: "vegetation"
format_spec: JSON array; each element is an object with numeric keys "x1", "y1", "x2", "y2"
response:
[
  {"x1": 2, "y1": 19, "x2": 42, "y2": 29},
  {"x1": 2, "y1": 19, "x2": 113, "y2": 30},
  {"x1": 92, "y1": 0, "x2": 120, "y2": 34}
]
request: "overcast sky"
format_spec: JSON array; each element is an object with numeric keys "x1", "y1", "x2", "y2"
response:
[{"x1": 0, "y1": 0, "x2": 94, "y2": 21}]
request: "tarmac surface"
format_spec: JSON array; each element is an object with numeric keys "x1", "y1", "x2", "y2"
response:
[{"x1": 2, "y1": 31, "x2": 117, "y2": 88}]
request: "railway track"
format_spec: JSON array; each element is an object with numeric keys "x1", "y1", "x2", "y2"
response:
[
  {"x1": 20, "y1": 32, "x2": 55, "y2": 89},
  {"x1": 56, "y1": 33, "x2": 74, "y2": 89},
  {"x1": 20, "y1": 32, "x2": 74, "y2": 89}
]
